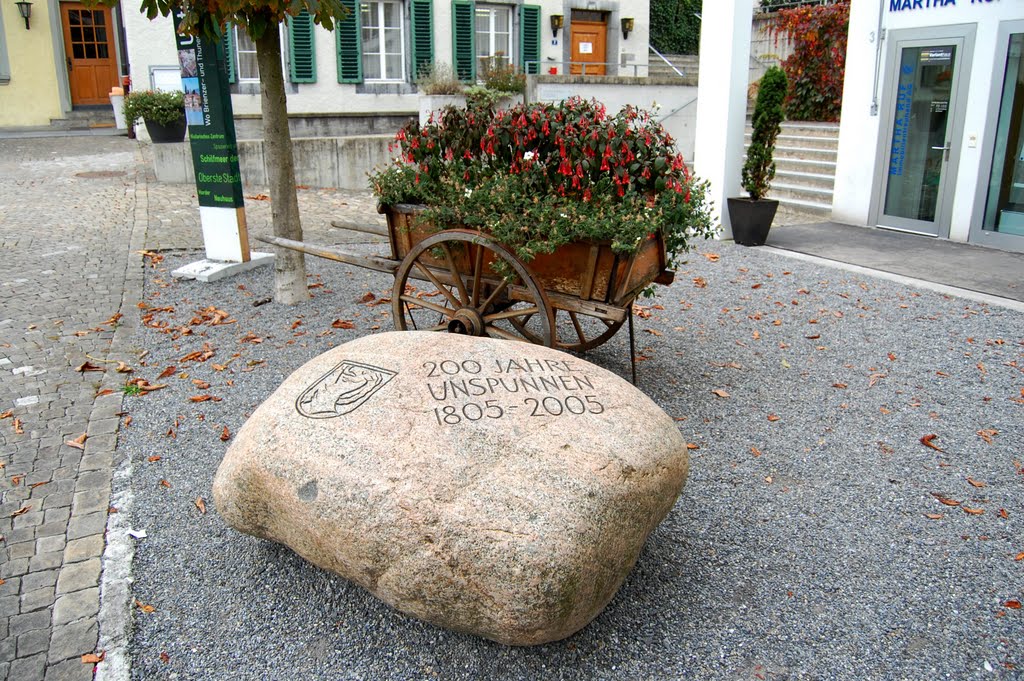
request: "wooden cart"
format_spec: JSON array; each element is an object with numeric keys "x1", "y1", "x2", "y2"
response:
[{"x1": 259, "y1": 203, "x2": 675, "y2": 374}]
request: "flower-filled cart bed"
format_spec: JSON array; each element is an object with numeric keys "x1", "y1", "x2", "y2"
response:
[{"x1": 260, "y1": 97, "x2": 715, "y2": 363}]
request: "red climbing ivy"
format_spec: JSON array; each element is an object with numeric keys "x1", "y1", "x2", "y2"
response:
[{"x1": 770, "y1": 1, "x2": 851, "y2": 122}]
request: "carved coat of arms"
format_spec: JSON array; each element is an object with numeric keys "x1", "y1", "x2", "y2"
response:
[{"x1": 295, "y1": 361, "x2": 397, "y2": 419}]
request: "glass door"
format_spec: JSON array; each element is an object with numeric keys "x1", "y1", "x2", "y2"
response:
[
  {"x1": 878, "y1": 39, "x2": 966, "y2": 236},
  {"x1": 982, "y1": 33, "x2": 1024, "y2": 240}
]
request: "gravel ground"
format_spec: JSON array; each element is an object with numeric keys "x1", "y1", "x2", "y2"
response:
[{"x1": 114, "y1": 242, "x2": 1023, "y2": 680}]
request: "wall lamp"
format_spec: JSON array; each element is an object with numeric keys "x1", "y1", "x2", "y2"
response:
[
  {"x1": 550, "y1": 14, "x2": 564, "y2": 39},
  {"x1": 621, "y1": 17, "x2": 634, "y2": 41},
  {"x1": 15, "y1": 1, "x2": 32, "y2": 30}
]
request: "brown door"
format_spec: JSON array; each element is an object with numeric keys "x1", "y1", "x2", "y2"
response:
[
  {"x1": 570, "y1": 21, "x2": 607, "y2": 76},
  {"x1": 61, "y1": 3, "x2": 119, "y2": 106}
]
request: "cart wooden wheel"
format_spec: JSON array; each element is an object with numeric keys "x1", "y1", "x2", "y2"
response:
[
  {"x1": 510, "y1": 303, "x2": 629, "y2": 352},
  {"x1": 391, "y1": 230, "x2": 556, "y2": 347}
]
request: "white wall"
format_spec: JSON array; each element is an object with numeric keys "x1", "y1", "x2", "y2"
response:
[{"x1": 833, "y1": 1, "x2": 1021, "y2": 244}]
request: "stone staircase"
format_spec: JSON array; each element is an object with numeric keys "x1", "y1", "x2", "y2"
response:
[
  {"x1": 648, "y1": 52, "x2": 699, "y2": 80},
  {"x1": 49, "y1": 107, "x2": 117, "y2": 131},
  {"x1": 746, "y1": 121, "x2": 839, "y2": 217}
]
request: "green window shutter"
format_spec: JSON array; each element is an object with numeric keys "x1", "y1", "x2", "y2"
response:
[
  {"x1": 288, "y1": 10, "x2": 317, "y2": 83},
  {"x1": 451, "y1": 0, "x2": 475, "y2": 82},
  {"x1": 519, "y1": 5, "x2": 541, "y2": 76},
  {"x1": 409, "y1": 0, "x2": 434, "y2": 81},
  {"x1": 220, "y1": 26, "x2": 236, "y2": 84},
  {"x1": 336, "y1": 0, "x2": 363, "y2": 83}
]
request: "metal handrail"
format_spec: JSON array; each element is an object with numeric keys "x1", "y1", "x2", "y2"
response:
[
  {"x1": 525, "y1": 61, "x2": 647, "y2": 77},
  {"x1": 648, "y1": 45, "x2": 686, "y2": 78}
]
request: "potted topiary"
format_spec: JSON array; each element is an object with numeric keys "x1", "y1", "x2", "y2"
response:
[
  {"x1": 122, "y1": 90, "x2": 186, "y2": 143},
  {"x1": 728, "y1": 66, "x2": 788, "y2": 246}
]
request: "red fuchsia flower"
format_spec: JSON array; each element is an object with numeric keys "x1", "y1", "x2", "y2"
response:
[{"x1": 583, "y1": 188, "x2": 592, "y2": 202}]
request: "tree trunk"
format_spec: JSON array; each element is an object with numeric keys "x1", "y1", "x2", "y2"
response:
[{"x1": 256, "y1": 28, "x2": 309, "y2": 305}]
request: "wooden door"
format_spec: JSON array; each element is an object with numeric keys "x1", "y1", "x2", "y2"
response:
[
  {"x1": 61, "y1": 3, "x2": 119, "y2": 106},
  {"x1": 570, "y1": 21, "x2": 607, "y2": 76}
]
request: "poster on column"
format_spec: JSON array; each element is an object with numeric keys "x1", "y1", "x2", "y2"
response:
[{"x1": 173, "y1": 15, "x2": 249, "y2": 263}]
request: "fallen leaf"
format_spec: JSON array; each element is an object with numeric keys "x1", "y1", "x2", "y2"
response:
[
  {"x1": 157, "y1": 366, "x2": 176, "y2": 380},
  {"x1": 920, "y1": 434, "x2": 944, "y2": 452},
  {"x1": 751, "y1": 446, "x2": 762, "y2": 457},
  {"x1": 65, "y1": 433, "x2": 88, "y2": 450},
  {"x1": 360, "y1": 291, "x2": 377, "y2": 304},
  {"x1": 1014, "y1": 552, "x2": 1024, "y2": 561},
  {"x1": 0, "y1": 410, "x2": 12, "y2": 419},
  {"x1": 764, "y1": 476, "x2": 773, "y2": 484},
  {"x1": 643, "y1": 329, "x2": 663, "y2": 336},
  {"x1": 977, "y1": 429, "x2": 998, "y2": 444},
  {"x1": 999, "y1": 509, "x2": 1009, "y2": 519},
  {"x1": 879, "y1": 407, "x2": 892, "y2": 415},
  {"x1": 195, "y1": 497, "x2": 207, "y2": 514},
  {"x1": 1005, "y1": 600, "x2": 1022, "y2": 610},
  {"x1": 832, "y1": 383, "x2": 848, "y2": 389},
  {"x1": 81, "y1": 651, "x2": 106, "y2": 664},
  {"x1": 220, "y1": 426, "x2": 231, "y2": 442},
  {"x1": 10, "y1": 475, "x2": 23, "y2": 486},
  {"x1": 95, "y1": 389, "x2": 114, "y2": 397},
  {"x1": 189, "y1": 394, "x2": 220, "y2": 403},
  {"x1": 805, "y1": 334, "x2": 821, "y2": 340},
  {"x1": 692, "y1": 277, "x2": 707, "y2": 288},
  {"x1": 685, "y1": 443, "x2": 699, "y2": 450},
  {"x1": 159, "y1": 479, "x2": 171, "y2": 488},
  {"x1": 13, "y1": 418, "x2": 23, "y2": 434},
  {"x1": 711, "y1": 389, "x2": 730, "y2": 398},
  {"x1": 925, "y1": 513, "x2": 943, "y2": 520},
  {"x1": 115, "y1": 362, "x2": 133, "y2": 374},
  {"x1": 888, "y1": 352, "x2": 897, "y2": 361},
  {"x1": 963, "y1": 507, "x2": 985, "y2": 516},
  {"x1": 701, "y1": 252, "x2": 720, "y2": 262},
  {"x1": 75, "y1": 361, "x2": 104, "y2": 373},
  {"x1": 767, "y1": 414, "x2": 780, "y2": 422},
  {"x1": 932, "y1": 494, "x2": 961, "y2": 507},
  {"x1": 10, "y1": 505, "x2": 31, "y2": 517},
  {"x1": 160, "y1": 652, "x2": 170, "y2": 664},
  {"x1": 192, "y1": 379, "x2": 211, "y2": 390},
  {"x1": 147, "y1": 456, "x2": 161, "y2": 463},
  {"x1": 967, "y1": 477, "x2": 987, "y2": 488},
  {"x1": 246, "y1": 193, "x2": 270, "y2": 201},
  {"x1": 135, "y1": 599, "x2": 155, "y2": 614},
  {"x1": 331, "y1": 319, "x2": 356, "y2": 330}
]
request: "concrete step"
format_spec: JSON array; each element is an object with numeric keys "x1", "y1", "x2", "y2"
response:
[
  {"x1": 649, "y1": 52, "x2": 698, "y2": 78},
  {"x1": 50, "y1": 108, "x2": 116, "y2": 130},
  {"x1": 775, "y1": 157, "x2": 837, "y2": 174},
  {"x1": 779, "y1": 121, "x2": 841, "y2": 137},
  {"x1": 746, "y1": 132, "x2": 838, "y2": 151},
  {"x1": 771, "y1": 144, "x2": 838, "y2": 162},
  {"x1": 769, "y1": 181, "x2": 835, "y2": 205},
  {"x1": 774, "y1": 169, "x2": 835, "y2": 190},
  {"x1": 774, "y1": 195, "x2": 833, "y2": 217}
]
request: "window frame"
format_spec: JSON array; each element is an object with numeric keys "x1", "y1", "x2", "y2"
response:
[
  {"x1": 475, "y1": 4, "x2": 514, "y2": 68},
  {"x1": 361, "y1": 0, "x2": 406, "y2": 83}
]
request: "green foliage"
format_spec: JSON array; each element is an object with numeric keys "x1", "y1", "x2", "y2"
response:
[
  {"x1": 84, "y1": 0, "x2": 347, "y2": 42},
  {"x1": 122, "y1": 383, "x2": 143, "y2": 397},
  {"x1": 416, "y1": 62, "x2": 465, "y2": 95},
  {"x1": 771, "y1": 1, "x2": 850, "y2": 121},
  {"x1": 370, "y1": 98, "x2": 717, "y2": 269},
  {"x1": 742, "y1": 66, "x2": 787, "y2": 201},
  {"x1": 478, "y1": 56, "x2": 525, "y2": 94},
  {"x1": 759, "y1": 0, "x2": 828, "y2": 12},
  {"x1": 122, "y1": 90, "x2": 184, "y2": 125},
  {"x1": 649, "y1": 0, "x2": 702, "y2": 55}
]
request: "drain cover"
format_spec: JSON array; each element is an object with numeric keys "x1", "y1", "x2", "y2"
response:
[{"x1": 75, "y1": 170, "x2": 126, "y2": 179}]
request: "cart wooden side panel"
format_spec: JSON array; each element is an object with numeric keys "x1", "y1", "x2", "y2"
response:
[{"x1": 382, "y1": 204, "x2": 670, "y2": 308}]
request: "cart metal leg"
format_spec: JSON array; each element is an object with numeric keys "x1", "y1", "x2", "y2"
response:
[{"x1": 628, "y1": 303, "x2": 637, "y2": 386}]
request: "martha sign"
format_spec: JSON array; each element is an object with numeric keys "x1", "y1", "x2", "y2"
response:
[{"x1": 173, "y1": 15, "x2": 250, "y2": 263}]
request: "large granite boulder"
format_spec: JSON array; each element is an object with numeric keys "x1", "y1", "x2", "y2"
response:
[{"x1": 213, "y1": 331, "x2": 689, "y2": 645}]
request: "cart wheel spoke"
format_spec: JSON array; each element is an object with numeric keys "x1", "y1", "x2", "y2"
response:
[
  {"x1": 440, "y1": 243, "x2": 470, "y2": 305},
  {"x1": 414, "y1": 261, "x2": 462, "y2": 310},
  {"x1": 568, "y1": 311, "x2": 588, "y2": 345},
  {"x1": 484, "y1": 325, "x2": 530, "y2": 342},
  {"x1": 483, "y1": 306, "x2": 540, "y2": 323},
  {"x1": 470, "y1": 244, "x2": 485, "y2": 308},
  {"x1": 399, "y1": 294, "x2": 455, "y2": 318}
]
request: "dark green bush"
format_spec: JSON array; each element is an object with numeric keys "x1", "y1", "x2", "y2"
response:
[
  {"x1": 742, "y1": 66, "x2": 787, "y2": 200},
  {"x1": 649, "y1": 0, "x2": 702, "y2": 54},
  {"x1": 122, "y1": 90, "x2": 184, "y2": 126}
]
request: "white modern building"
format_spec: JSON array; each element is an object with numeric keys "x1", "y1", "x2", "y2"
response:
[
  {"x1": 834, "y1": 1, "x2": 1024, "y2": 254},
  {"x1": 698, "y1": 1, "x2": 1023, "y2": 256}
]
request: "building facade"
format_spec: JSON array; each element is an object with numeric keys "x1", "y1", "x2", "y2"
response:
[
  {"x1": 123, "y1": 0, "x2": 650, "y2": 124},
  {"x1": 834, "y1": 1, "x2": 1024, "y2": 254},
  {"x1": 0, "y1": 0, "x2": 128, "y2": 127}
]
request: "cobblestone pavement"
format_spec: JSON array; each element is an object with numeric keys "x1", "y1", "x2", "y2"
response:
[{"x1": 0, "y1": 137, "x2": 383, "y2": 681}]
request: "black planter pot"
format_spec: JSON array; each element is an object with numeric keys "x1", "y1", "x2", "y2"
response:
[
  {"x1": 144, "y1": 116, "x2": 187, "y2": 144},
  {"x1": 727, "y1": 197, "x2": 780, "y2": 247}
]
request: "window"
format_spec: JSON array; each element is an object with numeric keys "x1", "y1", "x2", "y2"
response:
[
  {"x1": 234, "y1": 26, "x2": 260, "y2": 82},
  {"x1": 475, "y1": 5, "x2": 512, "y2": 70},
  {"x1": 0, "y1": 7, "x2": 10, "y2": 85},
  {"x1": 361, "y1": 1, "x2": 405, "y2": 81}
]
